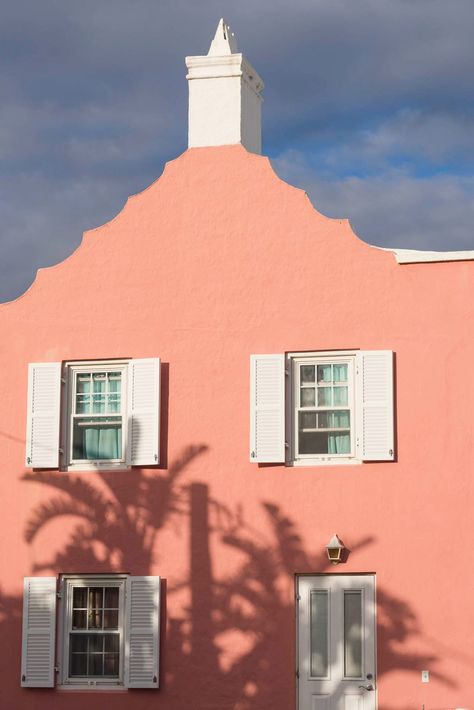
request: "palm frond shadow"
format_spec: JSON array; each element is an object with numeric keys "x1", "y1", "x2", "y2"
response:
[{"x1": 21, "y1": 458, "x2": 455, "y2": 707}]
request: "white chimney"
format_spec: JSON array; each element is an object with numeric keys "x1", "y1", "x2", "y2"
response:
[{"x1": 185, "y1": 19, "x2": 264, "y2": 154}]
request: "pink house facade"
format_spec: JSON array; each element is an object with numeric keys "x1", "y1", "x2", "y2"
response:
[{"x1": 1, "y1": 20, "x2": 473, "y2": 710}]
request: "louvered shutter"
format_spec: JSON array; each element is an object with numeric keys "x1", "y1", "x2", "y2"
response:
[
  {"x1": 127, "y1": 359, "x2": 161, "y2": 466},
  {"x1": 125, "y1": 576, "x2": 160, "y2": 688},
  {"x1": 21, "y1": 577, "x2": 57, "y2": 687},
  {"x1": 355, "y1": 350, "x2": 394, "y2": 461},
  {"x1": 250, "y1": 354, "x2": 286, "y2": 463},
  {"x1": 25, "y1": 362, "x2": 62, "y2": 468}
]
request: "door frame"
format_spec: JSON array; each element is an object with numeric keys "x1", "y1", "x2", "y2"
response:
[{"x1": 295, "y1": 573, "x2": 378, "y2": 710}]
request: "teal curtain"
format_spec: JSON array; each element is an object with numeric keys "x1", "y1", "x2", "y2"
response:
[
  {"x1": 83, "y1": 425, "x2": 121, "y2": 459},
  {"x1": 328, "y1": 433, "x2": 350, "y2": 454}
]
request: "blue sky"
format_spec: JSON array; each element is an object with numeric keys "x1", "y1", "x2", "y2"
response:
[{"x1": 1, "y1": 0, "x2": 474, "y2": 301}]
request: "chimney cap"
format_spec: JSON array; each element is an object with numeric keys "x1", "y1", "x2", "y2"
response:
[{"x1": 208, "y1": 18, "x2": 238, "y2": 56}]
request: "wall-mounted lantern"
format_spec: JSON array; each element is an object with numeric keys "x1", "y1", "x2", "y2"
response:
[{"x1": 326, "y1": 534, "x2": 345, "y2": 564}]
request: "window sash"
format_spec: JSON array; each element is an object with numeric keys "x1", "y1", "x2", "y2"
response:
[
  {"x1": 293, "y1": 356, "x2": 355, "y2": 459},
  {"x1": 62, "y1": 578, "x2": 126, "y2": 686},
  {"x1": 67, "y1": 364, "x2": 127, "y2": 465}
]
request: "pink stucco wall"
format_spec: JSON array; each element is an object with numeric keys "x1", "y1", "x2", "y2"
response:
[{"x1": 0, "y1": 144, "x2": 473, "y2": 709}]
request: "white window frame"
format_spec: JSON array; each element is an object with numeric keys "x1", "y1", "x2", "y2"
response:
[
  {"x1": 63, "y1": 360, "x2": 129, "y2": 472},
  {"x1": 59, "y1": 574, "x2": 127, "y2": 690},
  {"x1": 289, "y1": 350, "x2": 358, "y2": 466}
]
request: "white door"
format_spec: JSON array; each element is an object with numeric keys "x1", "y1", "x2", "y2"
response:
[{"x1": 297, "y1": 575, "x2": 376, "y2": 710}]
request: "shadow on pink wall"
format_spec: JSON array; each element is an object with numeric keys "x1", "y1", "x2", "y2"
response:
[{"x1": 0, "y1": 442, "x2": 456, "y2": 709}]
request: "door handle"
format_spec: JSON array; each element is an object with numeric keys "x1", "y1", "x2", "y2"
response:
[{"x1": 358, "y1": 684, "x2": 374, "y2": 691}]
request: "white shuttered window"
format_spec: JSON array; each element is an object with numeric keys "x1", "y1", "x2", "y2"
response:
[
  {"x1": 25, "y1": 358, "x2": 161, "y2": 470},
  {"x1": 250, "y1": 350, "x2": 394, "y2": 465},
  {"x1": 21, "y1": 577, "x2": 57, "y2": 687},
  {"x1": 21, "y1": 575, "x2": 161, "y2": 690},
  {"x1": 249, "y1": 354, "x2": 286, "y2": 463},
  {"x1": 125, "y1": 576, "x2": 161, "y2": 688}
]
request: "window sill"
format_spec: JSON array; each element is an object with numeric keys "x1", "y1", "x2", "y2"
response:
[
  {"x1": 61, "y1": 462, "x2": 130, "y2": 472},
  {"x1": 288, "y1": 458, "x2": 362, "y2": 467},
  {"x1": 57, "y1": 685, "x2": 126, "y2": 692}
]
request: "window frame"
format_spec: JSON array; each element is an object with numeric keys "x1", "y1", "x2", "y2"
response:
[
  {"x1": 290, "y1": 352, "x2": 356, "y2": 465},
  {"x1": 288, "y1": 350, "x2": 360, "y2": 466},
  {"x1": 63, "y1": 360, "x2": 129, "y2": 472},
  {"x1": 59, "y1": 574, "x2": 128, "y2": 690}
]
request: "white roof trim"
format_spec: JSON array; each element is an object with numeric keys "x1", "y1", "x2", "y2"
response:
[{"x1": 378, "y1": 246, "x2": 474, "y2": 264}]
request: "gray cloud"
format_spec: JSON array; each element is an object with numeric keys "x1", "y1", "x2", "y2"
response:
[{"x1": 1, "y1": 0, "x2": 474, "y2": 301}]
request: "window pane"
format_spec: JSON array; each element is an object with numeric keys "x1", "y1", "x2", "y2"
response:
[
  {"x1": 89, "y1": 634, "x2": 104, "y2": 653},
  {"x1": 333, "y1": 410, "x2": 350, "y2": 428},
  {"x1": 104, "y1": 610, "x2": 119, "y2": 629},
  {"x1": 72, "y1": 610, "x2": 87, "y2": 629},
  {"x1": 104, "y1": 653, "x2": 119, "y2": 676},
  {"x1": 344, "y1": 591, "x2": 363, "y2": 678},
  {"x1": 318, "y1": 387, "x2": 332, "y2": 406},
  {"x1": 104, "y1": 588, "x2": 119, "y2": 607},
  {"x1": 310, "y1": 591, "x2": 328, "y2": 677},
  {"x1": 73, "y1": 587, "x2": 87, "y2": 608},
  {"x1": 89, "y1": 587, "x2": 103, "y2": 608},
  {"x1": 333, "y1": 364, "x2": 348, "y2": 381},
  {"x1": 89, "y1": 652, "x2": 104, "y2": 676},
  {"x1": 72, "y1": 418, "x2": 122, "y2": 460},
  {"x1": 328, "y1": 433, "x2": 350, "y2": 454},
  {"x1": 299, "y1": 411, "x2": 317, "y2": 429},
  {"x1": 92, "y1": 394, "x2": 106, "y2": 414},
  {"x1": 70, "y1": 653, "x2": 87, "y2": 676},
  {"x1": 77, "y1": 375, "x2": 91, "y2": 394},
  {"x1": 299, "y1": 431, "x2": 350, "y2": 455},
  {"x1": 93, "y1": 374, "x2": 106, "y2": 393},
  {"x1": 70, "y1": 634, "x2": 87, "y2": 652},
  {"x1": 301, "y1": 388, "x2": 315, "y2": 407},
  {"x1": 301, "y1": 365, "x2": 315, "y2": 383},
  {"x1": 317, "y1": 365, "x2": 332, "y2": 382},
  {"x1": 104, "y1": 634, "x2": 119, "y2": 653},
  {"x1": 334, "y1": 386, "x2": 348, "y2": 406}
]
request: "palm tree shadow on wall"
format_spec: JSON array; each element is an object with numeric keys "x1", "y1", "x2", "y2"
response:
[{"x1": 17, "y1": 444, "x2": 458, "y2": 709}]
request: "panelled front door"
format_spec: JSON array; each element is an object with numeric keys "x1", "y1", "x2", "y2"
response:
[{"x1": 297, "y1": 575, "x2": 376, "y2": 710}]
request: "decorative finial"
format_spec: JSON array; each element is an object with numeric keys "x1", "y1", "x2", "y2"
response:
[{"x1": 208, "y1": 18, "x2": 238, "y2": 56}]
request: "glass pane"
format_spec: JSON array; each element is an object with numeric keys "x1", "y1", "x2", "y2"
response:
[
  {"x1": 76, "y1": 395, "x2": 90, "y2": 414},
  {"x1": 104, "y1": 653, "x2": 119, "y2": 676},
  {"x1": 104, "y1": 588, "x2": 119, "y2": 608},
  {"x1": 92, "y1": 394, "x2": 106, "y2": 414},
  {"x1": 317, "y1": 365, "x2": 332, "y2": 382},
  {"x1": 104, "y1": 634, "x2": 120, "y2": 653},
  {"x1": 344, "y1": 591, "x2": 363, "y2": 678},
  {"x1": 310, "y1": 591, "x2": 329, "y2": 677},
  {"x1": 89, "y1": 588, "x2": 103, "y2": 609},
  {"x1": 328, "y1": 433, "x2": 350, "y2": 454},
  {"x1": 72, "y1": 418, "x2": 122, "y2": 460},
  {"x1": 73, "y1": 587, "x2": 87, "y2": 608},
  {"x1": 77, "y1": 375, "x2": 91, "y2": 394},
  {"x1": 70, "y1": 634, "x2": 87, "y2": 652},
  {"x1": 88, "y1": 610, "x2": 103, "y2": 629},
  {"x1": 89, "y1": 652, "x2": 104, "y2": 676},
  {"x1": 301, "y1": 388, "x2": 315, "y2": 407},
  {"x1": 301, "y1": 365, "x2": 315, "y2": 383},
  {"x1": 72, "y1": 610, "x2": 87, "y2": 629},
  {"x1": 333, "y1": 364, "x2": 348, "y2": 382},
  {"x1": 333, "y1": 410, "x2": 350, "y2": 428},
  {"x1": 104, "y1": 610, "x2": 119, "y2": 629},
  {"x1": 317, "y1": 412, "x2": 329, "y2": 428},
  {"x1": 318, "y1": 387, "x2": 332, "y2": 406},
  {"x1": 299, "y1": 411, "x2": 317, "y2": 429},
  {"x1": 299, "y1": 431, "x2": 351, "y2": 455},
  {"x1": 334, "y1": 386, "x2": 348, "y2": 406},
  {"x1": 93, "y1": 373, "x2": 106, "y2": 393},
  {"x1": 70, "y1": 653, "x2": 87, "y2": 676},
  {"x1": 89, "y1": 634, "x2": 104, "y2": 653}
]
